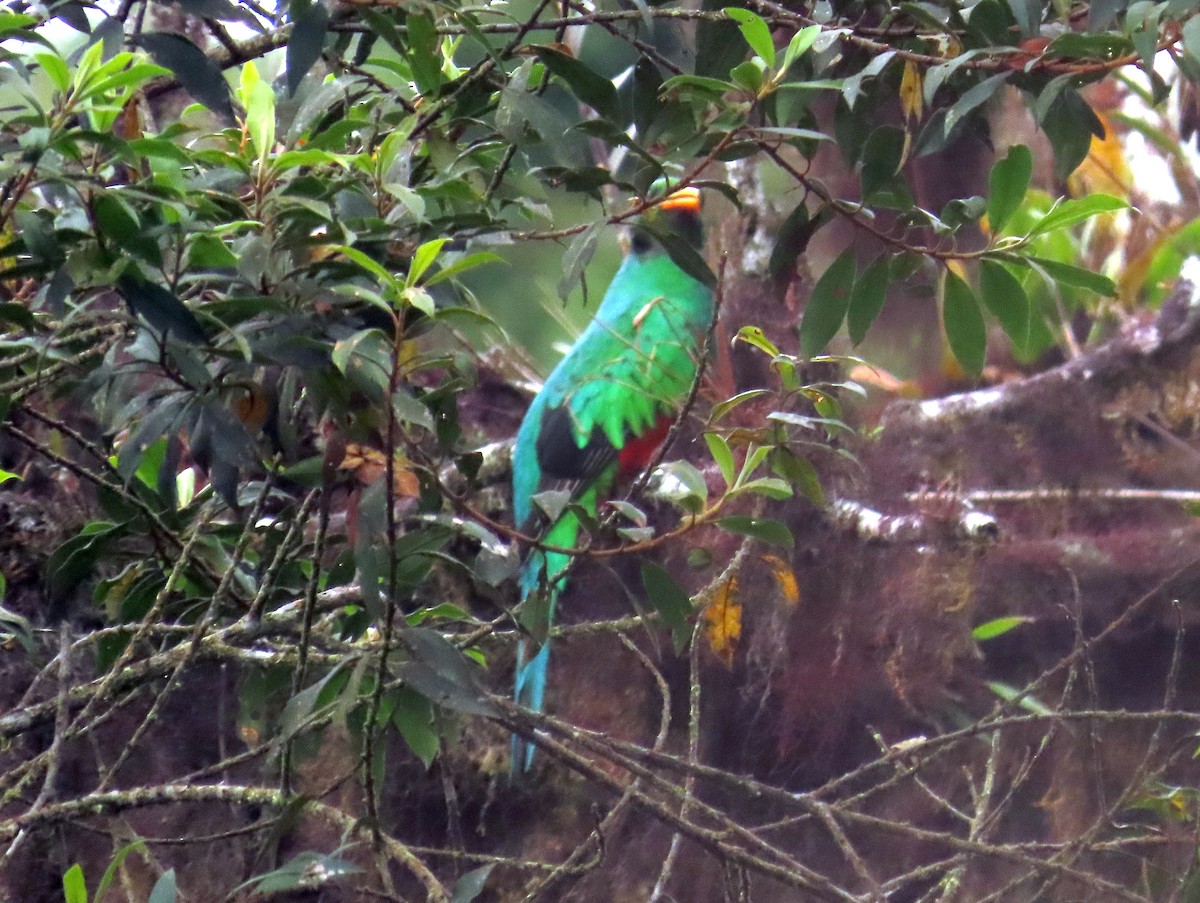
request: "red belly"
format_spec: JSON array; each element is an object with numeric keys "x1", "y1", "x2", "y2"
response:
[{"x1": 617, "y1": 415, "x2": 674, "y2": 480}]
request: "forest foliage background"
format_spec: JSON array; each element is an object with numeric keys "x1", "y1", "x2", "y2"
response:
[{"x1": 2, "y1": 0, "x2": 1200, "y2": 900}]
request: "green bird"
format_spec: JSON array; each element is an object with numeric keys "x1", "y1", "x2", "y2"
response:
[{"x1": 511, "y1": 185, "x2": 714, "y2": 772}]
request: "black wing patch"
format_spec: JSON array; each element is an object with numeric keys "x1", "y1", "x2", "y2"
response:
[{"x1": 536, "y1": 404, "x2": 618, "y2": 494}]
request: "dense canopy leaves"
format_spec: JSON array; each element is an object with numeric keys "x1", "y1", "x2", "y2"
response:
[{"x1": 0, "y1": 0, "x2": 1200, "y2": 898}]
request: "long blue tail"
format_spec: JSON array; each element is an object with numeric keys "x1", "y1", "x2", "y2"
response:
[
  {"x1": 510, "y1": 513, "x2": 577, "y2": 776},
  {"x1": 512, "y1": 636, "x2": 552, "y2": 772}
]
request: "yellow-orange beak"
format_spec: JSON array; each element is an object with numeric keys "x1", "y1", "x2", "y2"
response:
[{"x1": 657, "y1": 186, "x2": 701, "y2": 212}]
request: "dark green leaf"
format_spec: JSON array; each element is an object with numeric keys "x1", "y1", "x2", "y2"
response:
[
  {"x1": 943, "y1": 72, "x2": 1009, "y2": 140},
  {"x1": 557, "y1": 225, "x2": 599, "y2": 300},
  {"x1": 979, "y1": 259, "x2": 1034, "y2": 355},
  {"x1": 695, "y1": 0, "x2": 744, "y2": 80},
  {"x1": 649, "y1": 224, "x2": 717, "y2": 288},
  {"x1": 860, "y1": 125, "x2": 906, "y2": 200},
  {"x1": 397, "y1": 628, "x2": 498, "y2": 717},
  {"x1": 987, "y1": 144, "x2": 1031, "y2": 235},
  {"x1": 534, "y1": 47, "x2": 619, "y2": 121},
  {"x1": 392, "y1": 686, "x2": 439, "y2": 767},
  {"x1": 772, "y1": 448, "x2": 824, "y2": 506},
  {"x1": 800, "y1": 248, "x2": 856, "y2": 358},
  {"x1": 1043, "y1": 31, "x2": 1132, "y2": 61},
  {"x1": 942, "y1": 269, "x2": 986, "y2": 376},
  {"x1": 847, "y1": 253, "x2": 889, "y2": 345},
  {"x1": 137, "y1": 32, "x2": 234, "y2": 118},
  {"x1": 716, "y1": 515, "x2": 794, "y2": 548},
  {"x1": 640, "y1": 561, "x2": 693, "y2": 654},
  {"x1": 286, "y1": 0, "x2": 329, "y2": 96},
  {"x1": 769, "y1": 202, "x2": 830, "y2": 279},
  {"x1": 242, "y1": 853, "x2": 360, "y2": 894},
  {"x1": 406, "y1": 14, "x2": 442, "y2": 95},
  {"x1": 1040, "y1": 89, "x2": 1105, "y2": 181}
]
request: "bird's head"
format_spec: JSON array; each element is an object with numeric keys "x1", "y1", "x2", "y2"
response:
[{"x1": 626, "y1": 183, "x2": 704, "y2": 258}]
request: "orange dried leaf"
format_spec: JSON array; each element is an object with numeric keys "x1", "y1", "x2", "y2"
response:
[
  {"x1": 761, "y1": 553, "x2": 800, "y2": 606},
  {"x1": 704, "y1": 576, "x2": 742, "y2": 668},
  {"x1": 230, "y1": 383, "x2": 270, "y2": 434},
  {"x1": 338, "y1": 444, "x2": 421, "y2": 496}
]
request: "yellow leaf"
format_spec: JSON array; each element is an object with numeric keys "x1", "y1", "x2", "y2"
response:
[
  {"x1": 704, "y1": 576, "x2": 741, "y2": 668},
  {"x1": 900, "y1": 60, "x2": 924, "y2": 122},
  {"x1": 1067, "y1": 112, "x2": 1131, "y2": 200},
  {"x1": 761, "y1": 553, "x2": 800, "y2": 606}
]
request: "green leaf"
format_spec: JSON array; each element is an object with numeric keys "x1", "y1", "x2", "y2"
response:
[
  {"x1": 239, "y1": 61, "x2": 275, "y2": 163},
  {"x1": 424, "y1": 252, "x2": 504, "y2": 287},
  {"x1": 724, "y1": 8, "x2": 775, "y2": 67},
  {"x1": 648, "y1": 223, "x2": 717, "y2": 288},
  {"x1": 979, "y1": 259, "x2": 1034, "y2": 356},
  {"x1": 780, "y1": 24, "x2": 821, "y2": 75},
  {"x1": 800, "y1": 248, "x2": 856, "y2": 358},
  {"x1": 396, "y1": 628, "x2": 499, "y2": 717},
  {"x1": 710, "y1": 388, "x2": 773, "y2": 422},
  {"x1": 148, "y1": 869, "x2": 177, "y2": 903},
  {"x1": 392, "y1": 686, "x2": 439, "y2": 767},
  {"x1": 95, "y1": 841, "x2": 148, "y2": 903},
  {"x1": 62, "y1": 864, "x2": 87, "y2": 903},
  {"x1": 942, "y1": 72, "x2": 1009, "y2": 139},
  {"x1": 557, "y1": 225, "x2": 599, "y2": 300},
  {"x1": 730, "y1": 60, "x2": 765, "y2": 94},
  {"x1": 1025, "y1": 194, "x2": 1128, "y2": 238},
  {"x1": 36, "y1": 52, "x2": 70, "y2": 93},
  {"x1": 772, "y1": 448, "x2": 824, "y2": 506},
  {"x1": 336, "y1": 245, "x2": 399, "y2": 293},
  {"x1": 860, "y1": 125, "x2": 906, "y2": 200},
  {"x1": 942, "y1": 269, "x2": 986, "y2": 377},
  {"x1": 533, "y1": 47, "x2": 619, "y2": 121},
  {"x1": 987, "y1": 680, "x2": 1054, "y2": 716},
  {"x1": 640, "y1": 561, "x2": 693, "y2": 653},
  {"x1": 846, "y1": 253, "x2": 889, "y2": 345},
  {"x1": 406, "y1": 13, "x2": 442, "y2": 94},
  {"x1": 1041, "y1": 89, "x2": 1105, "y2": 181},
  {"x1": 451, "y1": 866, "x2": 495, "y2": 903},
  {"x1": 138, "y1": 32, "x2": 234, "y2": 118},
  {"x1": 736, "y1": 477, "x2": 793, "y2": 500},
  {"x1": 972, "y1": 615, "x2": 1034, "y2": 641},
  {"x1": 286, "y1": 0, "x2": 329, "y2": 96},
  {"x1": 716, "y1": 515, "x2": 794, "y2": 548},
  {"x1": 241, "y1": 853, "x2": 360, "y2": 895},
  {"x1": 1043, "y1": 31, "x2": 1132, "y2": 61},
  {"x1": 1026, "y1": 256, "x2": 1116, "y2": 296},
  {"x1": 117, "y1": 275, "x2": 208, "y2": 344},
  {"x1": 705, "y1": 432, "x2": 736, "y2": 486},
  {"x1": 656, "y1": 460, "x2": 708, "y2": 513},
  {"x1": 769, "y1": 202, "x2": 830, "y2": 278},
  {"x1": 987, "y1": 144, "x2": 1031, "y2": 235},
  {"x1": 733, "y1": 325, "x2": 780, "y2": 357},
  {"x1": 408, "y1": 237, "x2": 449, "y2": 286}
]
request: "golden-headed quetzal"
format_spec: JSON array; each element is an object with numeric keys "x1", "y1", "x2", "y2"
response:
[{"x1": 511, "y1": 184, "x2": 714, "y2": 772}]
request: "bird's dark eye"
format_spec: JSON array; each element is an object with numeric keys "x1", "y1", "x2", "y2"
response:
[{"x1": 630, "y1": 228, "x2": 653, "y2": 254}]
